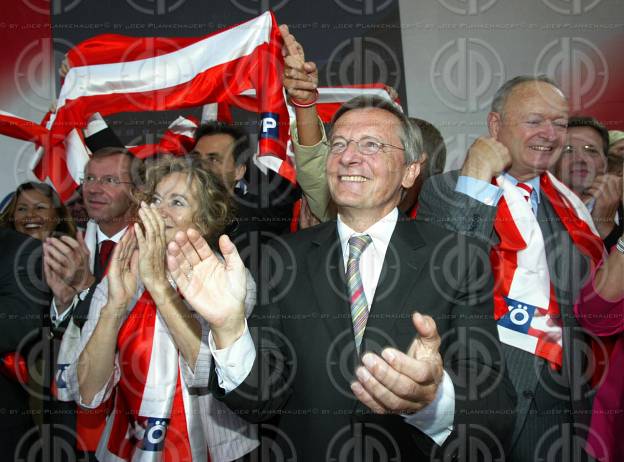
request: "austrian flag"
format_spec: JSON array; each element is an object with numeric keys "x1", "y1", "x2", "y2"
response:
[{"x1": 42, "y1": 11, "x2": 290, "y2": 198}]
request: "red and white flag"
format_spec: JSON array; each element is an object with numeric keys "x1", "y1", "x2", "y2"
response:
[
  {"x1": 0, "y1": 110, "x2": 49, "y2": 144},
  {"x1": 128, "y1": 115, "x2": 199, "y2": 159},
  {"x1": 40, "y1": 11, "x2": 289, "y2": 199}
]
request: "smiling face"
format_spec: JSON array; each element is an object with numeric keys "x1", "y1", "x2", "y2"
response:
[
  {"x1": 326, "y1": 108, "x2": 419, "y2": 230},
  {"x1": 489, "y1": 81, "x2": 569, "y2": 181},
  {"x1": 555, "y1": 126, "x2": 607, "y2": 196},
  {"x1": 82, "y1": 153, "x2": 135, "y2": 236},
  {"x1": 152, "y1": 172, "x2": 200, "y2": 243},
  {"x1": 13, "y1": 188, "x2": 59, "y2": 240}
]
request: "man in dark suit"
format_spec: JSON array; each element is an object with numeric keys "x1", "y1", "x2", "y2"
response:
[
  {"x1": 0, "y1": 228, "x2": 48, "y2": 457},
  {"x1": 191, "y1": 123, "x2": 299, "y2": 235},
  {"x1": 190, "y1": 121, "x2": 299, "y2": 291},
  {"x1": 418, "y1": 76, "x2": 602, "y2": 461},
  {"x1": 167, "y1": 96, "x2": 516, "y2": 461}
]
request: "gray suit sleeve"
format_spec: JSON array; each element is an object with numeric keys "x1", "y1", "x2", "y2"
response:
[{"x1": 418, "y1": 170, "x2": 498, "y2": 243}]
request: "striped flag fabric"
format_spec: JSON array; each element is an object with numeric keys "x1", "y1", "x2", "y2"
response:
[
  {"x1": 203, "y1": 83, "x2": 400, "y2": 174},
  {"x1": 0, "y1": 110, "x2": 49, "y2": 144},
  {"x1": 40, "y1": 11, "x2": 289, "y2": 199}
]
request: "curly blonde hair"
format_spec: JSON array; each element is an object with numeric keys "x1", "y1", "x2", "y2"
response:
[{"x1": 141, "y1": 155, "x2": 233, "y2": 244}]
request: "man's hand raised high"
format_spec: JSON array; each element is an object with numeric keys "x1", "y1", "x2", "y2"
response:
[{"x1": 166, "y1": 229, "x2": 247, "y2": 349}]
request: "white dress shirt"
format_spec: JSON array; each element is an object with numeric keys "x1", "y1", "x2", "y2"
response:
[{"x1": 210, "y1": 208, "x2": 455, "y2": 446}]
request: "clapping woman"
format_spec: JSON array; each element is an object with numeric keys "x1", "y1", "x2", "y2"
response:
[{"x1": 70, "y1": 156, "x2": 257, "y2": 461}]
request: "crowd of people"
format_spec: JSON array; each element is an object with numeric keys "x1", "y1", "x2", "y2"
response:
[{"x1": 0, "y1": 24, "x2": 623, "y2": 462}]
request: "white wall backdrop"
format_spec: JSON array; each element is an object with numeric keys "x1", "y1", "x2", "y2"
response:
[{"x1": 399, "y1": 0, "x2": 623, "y2": 170}]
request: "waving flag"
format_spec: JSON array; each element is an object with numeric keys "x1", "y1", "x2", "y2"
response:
[
  {"x1": 38, "y1": 11, "x2": 289, "y2": 198},
  {"x1": 128, "y1": 115, "x2": 199, "y2": 159},
  {"x1": 202, "y1": 84, "x2": 400, "y2": 174},
  {"x1": 0, "y1": 110, "x2": 49, "y2": 144}
]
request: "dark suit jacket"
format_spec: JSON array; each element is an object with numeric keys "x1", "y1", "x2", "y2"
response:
[
  {"x1": 213, "y1": 216, "x2": 516, "y2": 461},
  {"x1": 0, "y1": 228, "x2": 48, "y2": 453},
  {"x1": 418, "y1": 171, "x2": 596, "y2": 454},
  {"x1": 228, "y1": 168, "x2": 300, "y2": 287}
]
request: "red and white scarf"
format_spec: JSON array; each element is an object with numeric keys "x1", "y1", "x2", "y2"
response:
[
  {"x1": 492, "y1": 172, "x2": 604, "y2": 369},
  {"x1": 96, "y1": 290, "x2": 207, "y2": 462},
  {"x1": 36, "y1": 11, "x2": 289, "y2": 200}
]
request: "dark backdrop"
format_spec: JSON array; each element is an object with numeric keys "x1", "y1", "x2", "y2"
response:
[{"x1": 51, "y1": 0, "x2": 406, "y2": 143}]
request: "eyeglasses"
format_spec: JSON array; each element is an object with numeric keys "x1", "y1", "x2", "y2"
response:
[
  {"x1": 325, "y1": 137, "x2": 405, "y2": 156},
  {"x1": 561, "y1": 145, "x2": 604, "y2": 157},
  {"x1": 80, "y1": 175, "x2": 133, "y2": 187}
]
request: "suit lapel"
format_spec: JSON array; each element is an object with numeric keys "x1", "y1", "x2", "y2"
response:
[
  {"x1": 306, "y1": 223, "x2": 353, "y2": 342},
  {"x1": 362, "y1": 221, "x2": 427, "y2": 354}
]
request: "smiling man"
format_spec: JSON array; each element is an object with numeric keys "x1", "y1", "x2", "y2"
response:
[
  {"x1": 553, "y1": 116, "x2": 623, "y2": 247},
  {"x1": 42, "y1": 146, "x2": 140, "y2": 460},
  {"x1": 166, "y1": 96, "x2": 515, "y2": 461},
  {"x1": 419, "y1": 76, "x2": 605, "y2": 461},
  {"x1": 44, "y1": 147, "x2": 138, "y2": 323}
]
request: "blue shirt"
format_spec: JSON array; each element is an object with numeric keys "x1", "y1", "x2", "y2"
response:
[{"x1": 455, "y1": 173, "x2": 541, "y2": 215}]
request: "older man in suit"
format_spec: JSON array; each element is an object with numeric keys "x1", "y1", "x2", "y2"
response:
[
  {"x1": 418, "y1": 75, "x2": 604, "y2": 461},
  {"x1": 166, "y1": 96, "x2": 515, "y2": 461}
]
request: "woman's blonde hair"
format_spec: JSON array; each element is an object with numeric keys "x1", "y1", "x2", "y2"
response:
[{"x1": 142, "y1": 155, "x2": 233, "y2": 244}]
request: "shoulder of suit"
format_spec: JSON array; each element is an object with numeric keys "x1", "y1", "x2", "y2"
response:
[
  {"x1": 420, "y1": 170, "x2": 460, "y2": 198},
  {"x1": 403, "y1": 217, "x2": 487, "y2": 249},
  {"x1": 272, "y1": 220, "x2": 336, "y2": 247}
]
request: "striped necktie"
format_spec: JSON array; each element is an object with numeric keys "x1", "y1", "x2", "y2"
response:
[
  {"x1": 517, "y1": 182, "x2": 533, "y2": 202},
  {"x1": 517, "y1": 182, "x2": 535, "y2": 214},
  {"x1": 346, "y1": 234, "x2": 373, "y2": 352}
]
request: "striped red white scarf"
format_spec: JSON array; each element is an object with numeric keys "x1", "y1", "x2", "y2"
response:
[
  {"x1": 37, "y1": 11, "x2": 289, "y2": 200},
  {"x1": 491, "y1": 172, "x2": 604, "y2": 369},
  {"x1": 96, "y1": 289, "x2": 208, "y2": 462}
]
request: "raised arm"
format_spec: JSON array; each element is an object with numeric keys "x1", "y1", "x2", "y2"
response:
[
  {"x1": 575, "y1": 166, "x2": 624, "y2": 336},
  {"x1": 77, "y1": 229, "x2": 137, "y2": 404},
  {"x1": 280, "y1": 24, "x2": 320, "y2": 146},
  {"x1": 167, "y1": 228, "x2": 248, "y2": 349},
  {"x1": 134, "y1": 203, "x2": 203, "y2": 368}
]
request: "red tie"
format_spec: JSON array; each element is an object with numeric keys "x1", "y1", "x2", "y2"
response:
[
  {"x1": 517, "y1": 183, "x2": 533, "y2": 202},
  {"x1": 99, "y1": 240, "x2": 115, "y2": 271}
]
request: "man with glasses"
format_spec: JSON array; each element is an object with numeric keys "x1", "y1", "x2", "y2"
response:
[
  {"x1": 167, "y1": 95, "x2": 515, "y2": 460},
  {"x1": 43, "y1": 146, "x2": 138, "y2": 461},
  {"x1": 553, "y1": 116, "x2": 623, "y2": 248},
  {"x1": 45, "y1": 147, "x2": 138, "y2": 326}
]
